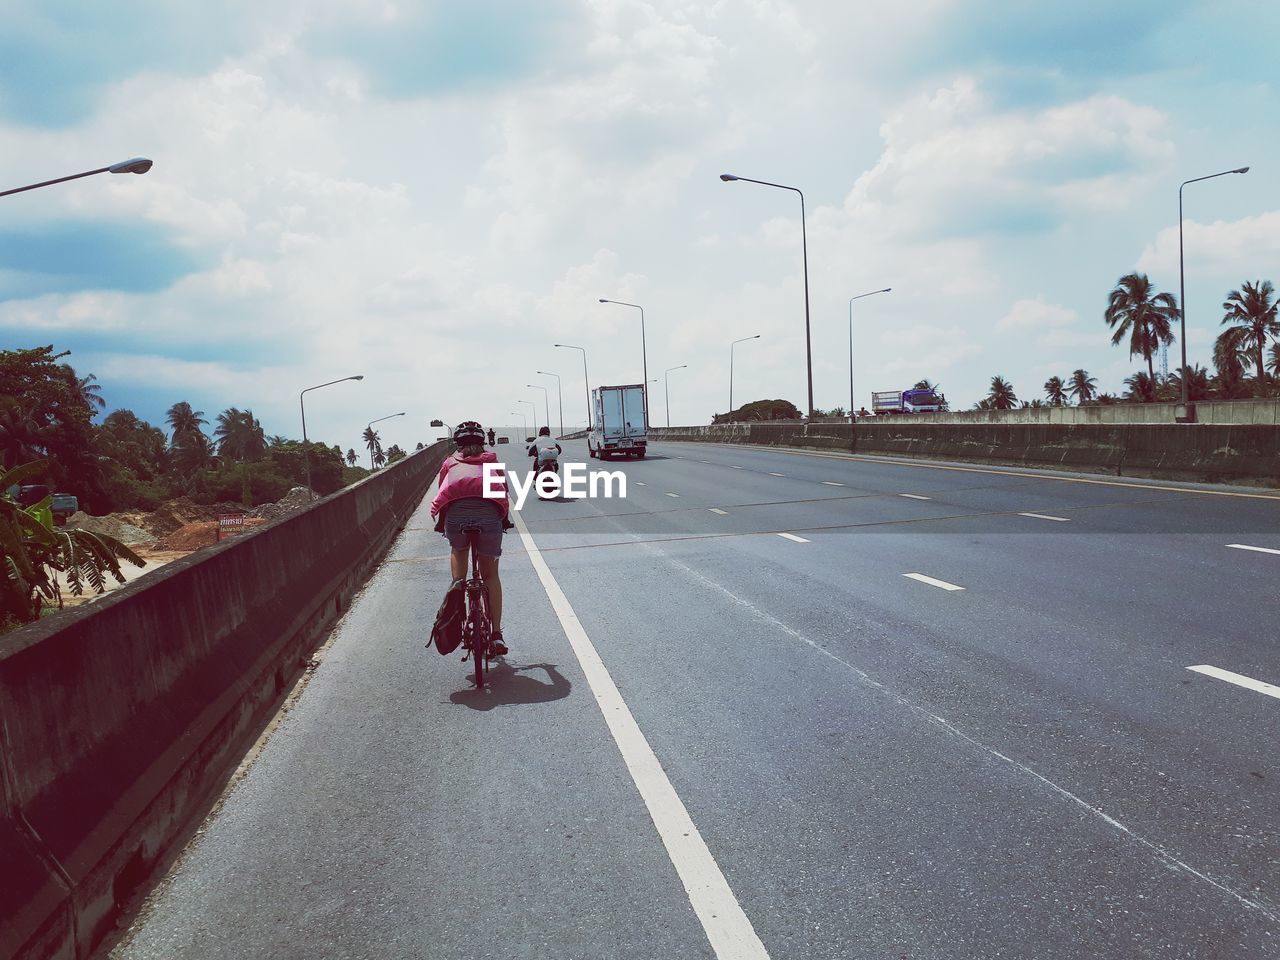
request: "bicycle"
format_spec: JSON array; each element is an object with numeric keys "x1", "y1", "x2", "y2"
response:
[{"x1": 458, "y1": 525, "x2": 496, "y2": 688}]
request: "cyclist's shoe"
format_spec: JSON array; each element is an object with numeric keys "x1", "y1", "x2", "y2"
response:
[{"x1": 491, "y1": 631, "x2": 509, "y2": 656}]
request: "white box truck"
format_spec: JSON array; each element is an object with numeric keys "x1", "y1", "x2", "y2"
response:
[{"x1": 588, "y1": 384, "x2": 647, "y2": 460}]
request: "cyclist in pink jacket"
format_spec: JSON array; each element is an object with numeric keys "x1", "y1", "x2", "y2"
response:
[{"x1": 430, "y1": 421, "x2": 512, "y2": 654}]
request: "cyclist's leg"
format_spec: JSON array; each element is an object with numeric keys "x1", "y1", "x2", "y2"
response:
[
  {"x1": 449, "y1": 547, "x2": 468, "y2": 582},
  {"x1": 477, "y1": 556, "x2": 502, "y2": 630}
]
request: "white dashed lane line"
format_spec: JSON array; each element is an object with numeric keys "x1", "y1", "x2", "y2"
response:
[
  {"x1": 821, "y1": 481, "x2": 844, "y2": 486},
  {"x1": 1226, "y1": 543, "x2": 1280, "y2": 556},
  {"x1": 903, "y1": 573, "x2": 965, "y2": 591},
  {"x1": 665, "y1": 492, "x2": 681, "y2": 498},
  {"x1": 636, "y1": 481, "x2": 647, "y2": 486},
  {"x1": 777, "y1": 533, "x2": 810, "y2": 543},
  {"x1": 899, "y1": 493, "x2": 932, "y2": 501},
  {"x1": 1187, "y1": 665, "x2": 1280, "y2": 701},
  {"x1": 709, "y1": 508, "x2": 728, "y2": 515},
  {"x1": 730, "y1": 465, "x2": 744, "y2": 470},
  {"x1": 768, "y1": 472, "x2": 786, "y2": 477},
  {"x1": 1019, "y1": 512, "x2": 1071, "y2": 522}
]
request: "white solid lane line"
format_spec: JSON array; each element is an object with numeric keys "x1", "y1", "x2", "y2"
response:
[
  {"x1": 899, "y1": 493, "x2": 932, "y2": 500},
  {"x1": 1187, "y1": 665, "x2": 1280, "y2": 701},
  {"x1": 1226, "y1": 543, "x2": 1280, "y2": 556},
  {"x1": 903, "y1": 573, "x2": 965, "y2": 591},
  {"x1": 821, "y1": 481, "x2": 844, "y2": 486},
  {"x1": 768, "y1": 472, "x2": 785, "y2": 477},
  {"x1": 1019, "y1": 512, "x2": 1071, "y2": 522},
  {"x1": 709, "y1": 508, "x2": 729, "y2": 515},
  {"x1": 513, "y1": 512, "x2": 771, "y2": 960},
  {"x1": 666, "y1": 492, "x2": 681, "y2": 498},
  {"x1": 777, "y1": 532, "x2": 810, "y2": 543}
]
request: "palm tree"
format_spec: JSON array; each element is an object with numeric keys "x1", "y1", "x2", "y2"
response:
[
  {"x1": 346, "y1": 448, "x2": 358, "y2": 467},
  {"x1": 1043, "y1": 376, "x2": 1067, "y2": 406},
  {"x1": 1124, "y1": 371, "x2": 1157, "y2": 403},
  {"x1": 1068, "y1": 369, "x2": 1098, "y2": 405},
  {"x1": 986, "y1": 375, "x2": 1017, "y2": 410},
  {"x1": 214, "y1": 408, "x2": 267, "y2": 462},
  {"x1": 373, "y1": 446, "x2": 387, "y2": 469},
  {"x1": 1167, "y1": 364, "x2": 1212, "y2": 402},
  {"x1": 166, "y1": 401, "x2": 208, "y2": 442},
  {"x1": 1105, "y1": 273, "x2": 1178, "y2": 381},
  {"x1": 362, "y1": 426, "x2": 382, "y2": 469},
  {"x1": 73, "y1": 372, "x2": 106, "y2": 411},
  {"x1": 1218, "y1": 280, "x2": 1279, "y2": 384},
  {"x1": 1268, "y1": 342, "x2": 1280, "y2": 379}
]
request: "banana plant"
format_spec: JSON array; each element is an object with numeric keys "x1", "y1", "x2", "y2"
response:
[{"x1": 1, "y1": 460, "x2": 144, "y2": 630}]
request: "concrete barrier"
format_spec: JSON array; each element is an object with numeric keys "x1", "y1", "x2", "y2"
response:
[
  {"x1": 648, "y1": 422, "x2": 1279, "y2": 487},
  {"x1": 0, "y1": 442, "x2": 450, "y2": 960}
]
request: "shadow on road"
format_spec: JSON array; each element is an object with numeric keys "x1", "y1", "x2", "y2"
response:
[{"x1": 449, "y1": 661, "x2": 571, "y2": 711}]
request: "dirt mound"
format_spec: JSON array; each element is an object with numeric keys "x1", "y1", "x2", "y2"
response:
[
  {"x1": 150, "y1": 517, "x2": 267, "y2": 552},
  {"x1": 250, "y1": 486, "x2": 315, "y2": 522},
  {"x1": 67, "y1": 512, "x2": 156, "y2": 545}
]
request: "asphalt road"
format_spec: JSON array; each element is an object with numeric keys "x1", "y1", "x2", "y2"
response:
[{"x1": 113, "y1": 440, "x2": 1280, "y2": 960}]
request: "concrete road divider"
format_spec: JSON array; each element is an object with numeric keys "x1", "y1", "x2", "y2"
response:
[
  {"x1": 0, "y1": 442, "x2": 450, "y2": 960},
  {"x1": 648, "y1": 422, "x2": 1279, "y2": 487}
]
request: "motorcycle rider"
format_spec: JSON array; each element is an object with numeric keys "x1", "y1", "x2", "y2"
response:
[
  {"x1": 528, "y1": 425, "x2": 561, "y2": 472},
  {"x1": 486, "y1": 427, "x2": 496, "y2": 446}
]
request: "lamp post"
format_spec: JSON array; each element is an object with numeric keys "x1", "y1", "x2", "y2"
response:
[
  {"x1": 598, "y1": 299, "x2": 649, "y2": 429},
  {"x1": 518, "y1": 399, "x2": 537, "y2": 436},
  {"x1": 555, "y1": 344, "x2": 590, "y2": 429},
  {"x1": 511, "y1": 411, "x2": 527, "y2": 441},
  {"x1": 0, "y1": 157, "x2": 153, "y2": 198},
  {"x1": 527, "y1": 384, "x2": 550, "y2": 434},
  {"x1": 1178, "y1": 166, "x2": 1249, "y2": 409},
  {"x1": 536, "y1": 371, "x2": 563, "y2": 438},
  {"x1": 664, "y1": 365, "x2": 687, "y2": 428},
  {"x1": 721, "y1": 172, "x2": 814, "y2": 420},
  {"x1": 365, "y1": 412, "x2": 405, "y2": 470},
  {"x1": 300, "y1": 375, "x2": 363, "y2": 500},
  {"x1": 848, "y1": 288, "x2": 892, "y2": 420},
  {"x1": 729, "y1": 335, "x2": 760, "y2": 416}
]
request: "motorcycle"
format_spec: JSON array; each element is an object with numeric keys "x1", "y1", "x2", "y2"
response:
[{"x1": 535, "y1": 458, "x2": 559, "y2": 500}]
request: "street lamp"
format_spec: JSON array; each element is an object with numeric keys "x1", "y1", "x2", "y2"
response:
[
  {"x1": 511, "y1": 411, "x2": 527, "y2": 440},
  {"x1": 365, "y1": 412, "x2": 405, "y2": 470},
  {"x1": 848, "y1": 288, "x2": 892, "y2": 420},
  {"x1": 729, "y1": 335, "x2": 760, "y2": 416},
  {"x1": 599, "y1": 299, "x2": 649, "y2": 430},
  {"x1": 300, "y1": 375, "x2": 363, "y2": 500},
  {"x1": 1178, "y1": 166, "x2": 1249, "y2": 410},
  {"x1": 1, "y1": 157, "x2": 154, "y2": 198},
  {"x1": 536, "y1": 371, "x2": 564, "y2": 438},
  {"x1": 664, "y1": 365, "x2": 687, "y2": 428},
  {"x1": 518, "y1": 399, "x2": 537, "y2": 436},
  {"x1": 527, "y1": 384, "x2": 550, "y2": 434},
  {"x1": 721, "y1": 172, "x2": 814, "y2": 420},
  {"x1": 555, "y1": 344, "x2": 591, "y2": 430}
]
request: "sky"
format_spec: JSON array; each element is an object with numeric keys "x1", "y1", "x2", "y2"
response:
[{"x1": 1, "y1": 0, "x2": 1277, "y2": 453}]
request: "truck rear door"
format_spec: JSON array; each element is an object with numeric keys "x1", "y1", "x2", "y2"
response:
[
  {"x1": 601, "y1": 389, "x2": 624, "y2": 440},
  {"x1": 621, "y1": 386, "x2": 646, "y2": 439}
]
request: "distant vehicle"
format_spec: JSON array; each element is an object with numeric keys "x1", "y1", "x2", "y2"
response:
[
  {"x1": 588, "y1": 384, "x2": 647, "y2": 460},
  {"x1": 51, "y1": 493, "x2": 79, "y2": 525},
  {"x1": 496, "y1": 437, "x2": 510, "y2": 444},
  {"x1": 871, "y1": 388, "x2": 947, "y2": 415}
]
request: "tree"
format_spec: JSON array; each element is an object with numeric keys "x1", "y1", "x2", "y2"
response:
[
  {"x1": 1068, "y1": 369, "x2": 1098, "y2": 405},
  {"x1": 1218, "y1": 280, "x2": 1278, "y2": 385},
  {"x1": 1166, "y1": 364, "x2": 1212, "y2": 402},
  {"x1": 373, "y1": 446, "x2": 387, "y2": 469},
  {"x1": 0, "y1": 347, "x2": 101, "y2": 506},
  {"x1": 362, "y1": 426, "x2": 382, "y2": 468},
  {"x1": 166, "y1": 401, "x2": 208, "y2": 441},
  {"x1": 1105, "y1": 273, "x2": 1178, "y2": 381},
  {"x1": 1268, "y1": 342, "x2": 1280, "y2": 379},
  {"x1": 712, "y1": 399, "x2": 802, "y2": 424},
  {"x1": 346, "y1": 448, "x2": 358, "y2": 467},
  {"x1": 986, "y1": 376, "x2": 1017, "y2": 410},
  {"x1": 214, "y1": 408, "x2": 267, "y2": 462},
  {"x1": 73, "y1": 372, "x2": 106, "y2": 412},
  {"x1": 1043, "y1": 376, "x2": 1067, "y2": 406},
  {"x1": 385, "y1": 444, "x2": 406, "y2": 464},
  {"x1": 1124, "y1": 371, "x2": 1157, "y2": 403},
  {"x1": 1212, "y1": 334, "x2": 1251, "y2": 399}
]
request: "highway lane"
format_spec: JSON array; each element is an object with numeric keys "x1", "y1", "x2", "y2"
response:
[{"x1": 115, "y1": 440, "x2": 1280, "y2": 959}]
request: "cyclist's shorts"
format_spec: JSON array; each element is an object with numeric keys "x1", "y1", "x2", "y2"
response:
[{"x1": 442, "y1": 499, "x2": 504, "y2": 557}]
